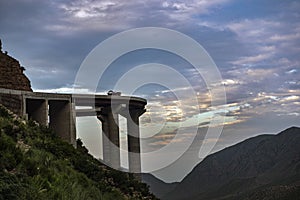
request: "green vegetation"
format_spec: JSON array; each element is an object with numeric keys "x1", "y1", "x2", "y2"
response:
[{"x1": 0, "y1": 105, "x2": 157, "y2": 200}]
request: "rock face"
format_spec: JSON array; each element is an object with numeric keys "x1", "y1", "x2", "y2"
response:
[
  {"x1": 0, "y1": 39, "x2": 32, "y2": 115},
  {"x1": 0, "y1": 39, "x2": 32, "y2": 91}
]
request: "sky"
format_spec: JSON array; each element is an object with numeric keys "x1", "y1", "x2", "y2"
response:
[{"x1": 0, "y1": 0, "x2": 300, "y2": 182}]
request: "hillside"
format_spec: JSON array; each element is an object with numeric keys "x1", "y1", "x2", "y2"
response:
[
  {"x1": 0, "y1": 105, "x2": 158, "y2": 200},
  {"x1": 163, "y1": 127, "x2": 300, "y2": 200},
  {"x1": 142, "y1": 173, "x2": 178, "y2": 199}
]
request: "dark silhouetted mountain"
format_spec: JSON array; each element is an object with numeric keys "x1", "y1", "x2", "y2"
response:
[
  {"x1": 163, "y1": 127, "x2": 300, "y2": 200},
  {"x1": 142, "y1": 173, "x2": 178, "y2": 199}
]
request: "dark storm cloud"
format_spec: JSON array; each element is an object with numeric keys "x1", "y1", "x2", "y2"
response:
[
  {"x1": 0, "y1": 0, "x2": 75, "y2": 88},
  {"x1": 0, "y1": 0, "x2": 117, "y2": 89}
]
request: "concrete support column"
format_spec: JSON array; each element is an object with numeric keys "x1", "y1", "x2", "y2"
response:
[
  {"x1": 48, "y1": 100, "x2": 72, "y2": 143},
  {"x1": 97, "y1": 113, "x2": 110, "y2": 164},
  {"x1": 98, "y1": 108, "x2": 121, "y2": 169},
  {"x1": 127, "y1": 109, "x2": 145, "y2": 174},
  {"x1": 70, "y1": 101, "x2": 77, "y2": 147},
  {"x1": 108, "y1": 110, "x2": 120, "y2": 169}
]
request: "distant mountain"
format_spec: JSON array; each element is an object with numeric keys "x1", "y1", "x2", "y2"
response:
[
  {"x1": 142, "y1": 173, "x2": 178, "y2": 199},
  {"x1": 163, "y1": 127, "x2": 300, "y2": 200}
]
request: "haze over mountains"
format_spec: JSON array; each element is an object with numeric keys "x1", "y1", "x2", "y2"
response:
[{"x1": 143, "y1": 127, "x2": 300, "y2": 200}]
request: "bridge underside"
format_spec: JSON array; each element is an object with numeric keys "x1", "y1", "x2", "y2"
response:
[
  {"x1": 24, "y1": 94, "x2": 77, "y2": 145},
  {"x1": 74, "y1": 94, "x2": 147, "y2": 174}
]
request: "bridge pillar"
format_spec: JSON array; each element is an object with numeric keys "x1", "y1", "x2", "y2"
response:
[
  {"x1": 75, "y1": 94, "x2": 147, "y2": 174},
  {"x1": 97, "y1": 113, "x2": 111, "y2": 165},
  {"x1": 48, "y1": 100, "x2": 73, "y2": 143},
  {"x1": 126, "y1": 108, "x2": 145, "y2": 175},
  {"x1": 98, "y1": 108, "x2": 121, "y2": 169}
]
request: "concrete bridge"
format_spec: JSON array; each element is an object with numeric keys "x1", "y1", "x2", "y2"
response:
[{"x1": 0, "y1": 88, "x2": 146, "y2": 173}]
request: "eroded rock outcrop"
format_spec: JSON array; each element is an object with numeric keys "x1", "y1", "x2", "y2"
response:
[
  {"x1": 0, "y1": 39, "x2": 32, "y2": 91},
  {"x1": 0, "y1": 39, "x2": 32, "y2": 115}
]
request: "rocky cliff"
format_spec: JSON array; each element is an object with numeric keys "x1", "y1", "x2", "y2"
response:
[
  {"x1": 0, "y1": 39, "x2": 32, "y2": 91},
  {"x1": 0, "y1": 39, "x2": 32, "y2": 115}
]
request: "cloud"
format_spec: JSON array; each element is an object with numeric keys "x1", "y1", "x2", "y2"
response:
[
  {"x1": 35, "y1": 87, "x2": 91, "y2": 94},
  {"x1": 221, "y1": 79, "x2": 243, "y2": 86},
  {"x1": 270, "y1": 33, "x2": 300, "y2": 42},
  {"x1": 285, "y1": 69, "x2": 298, "y2": 74},
  {"x1": 42, "y1": 0, "x2": 233, "y2": 33},
  {"x1": 279, "y1": 95, "x2": 299, "y2": 102},
  {"x1": 223, "y1": 5, "x2": 300, "y2": 69},
  {"x1": 231, "y1": 53, "x2": 273, "y2": 65},
  {"x1": 227, "y1": 19, "x2": 281, "y2": 41}
]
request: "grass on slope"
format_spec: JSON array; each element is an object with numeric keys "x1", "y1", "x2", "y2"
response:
[{"x1": 0, "y1": 105, "x2": 157, "y2": 200}]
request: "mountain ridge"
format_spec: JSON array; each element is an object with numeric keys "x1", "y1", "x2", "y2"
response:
[
  {"x1": 161, "y1": 126, "x2": 300, "y2": 200},
  {"x1": 142, "y1": 173, "x2": 178, "y2": 199}
]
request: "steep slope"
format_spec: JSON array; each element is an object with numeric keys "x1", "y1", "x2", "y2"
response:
[
  {"x1": 0, "y1": 105, "x2": 158, "y2": 200},
  {"x1": 164, "y1": 127, "x2": 300, "y2": 200}
]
